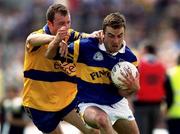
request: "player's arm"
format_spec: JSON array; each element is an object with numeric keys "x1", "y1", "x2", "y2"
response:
[
  {"x1": 27, "y1": 29, "x2": 102, "y2": 47},
  {"x1": 46, "y1": 38, "x2": 82, "y2": 64},
  {"x1": 73, "y1": 30, "x2": 103, "y2": 44},
  {"x1": 81, "y1": 30, "x2": 103, "y2": 38},
  {"x1": 45, "y1": 32, "x2": 62, "y2": 59},
  {"x1": 26, "y1": 33, "x2": 55, "y2": 46},
  {"x1": 26, "y1": 26, "x2": 67, "y2": 48},
  {"x1": 25, "y1": 33, "x2": 55, "y2": 53},
  {"x1": 45, "y1": 29, "x2": 102, "y2": 58}
]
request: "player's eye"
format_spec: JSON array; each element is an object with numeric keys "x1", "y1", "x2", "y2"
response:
[
  {"x1": 59, "y1": 22, "x2": 65, "y2": 26},
  {"x1": 67, "y1": 21, "x2": 71, "y2": 25},
  {"x1": 108, "y1": 33, "x2": 114, "y2": 38},
  {"x1": 117, "y1": 33, "x2": 123, "y2": 38}
]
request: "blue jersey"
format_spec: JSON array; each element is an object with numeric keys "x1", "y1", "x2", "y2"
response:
[{"x1": 56, "y1": 38, "x2": 138, "y2": 105}]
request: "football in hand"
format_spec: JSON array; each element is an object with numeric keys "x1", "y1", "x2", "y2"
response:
[{"x1": 111, "y1": 61, "x2": 138, "y2": 90}]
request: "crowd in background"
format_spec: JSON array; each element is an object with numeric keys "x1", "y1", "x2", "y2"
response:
[
  {"x1": 0, "y1": 0, "x2": 180, "y2": 97},
  {"x1": 0, "y1": 0, "x2": 180, "y2": 133}
]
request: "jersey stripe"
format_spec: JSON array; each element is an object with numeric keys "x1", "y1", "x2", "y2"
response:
[{"x1": 24, "y1": 69, "x2": 76, "y2": 83}]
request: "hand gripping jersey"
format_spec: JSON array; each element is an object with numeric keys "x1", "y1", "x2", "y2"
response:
[
  {"x1": 55, "y1": 38, "x2": 138, "y2": 105},
  {"x1": 22, "y1": 25, "x2": 86, "y2": 111}
]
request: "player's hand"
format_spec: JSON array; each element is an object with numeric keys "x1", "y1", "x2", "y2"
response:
[
  {"x1": 87, "y1": 128, "x2": 100, "y2": 134},
  {"x1": 57, "y1": 26, "x2": 69, "y2": 41},
  {"x1": 117, "y1": 67, "x2": 140, "y2": 97},
  {"x1": 53, "y1": 31, "x2": 62, "y2": 44},
  {"x1": 59, "y1": 40, "x2": 68, "y2": 57},
  {"x1": 89, "y1": 30, "x2": 104, "y2": 44},
  {"x1": 57, "y1": 26, "x2": 69, "y2": 57}
]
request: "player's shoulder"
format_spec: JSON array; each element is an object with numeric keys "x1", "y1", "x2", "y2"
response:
[
  {"x1": 123, "y1": 46, "x2": 138, "y2": 65},
  {"x1": 125, "y1": 46, "x2": 134, "y2": 53},
  {"x1": 68, "y1": 28, "x2": 76, "y2": 33},
  {"x1": 27, "y1": 28, "x2": 44, "y2": 38},
  {"x1": 125, "y1": 46, "x2": 137, "y2": 57},
  {"x1": 31, "y1": 28, "x2": 45, "y2": 34},
  {"x1": 79, "y1": 37, "x2": 99, "y2": 45},
  {"x1": 26, "y1": 28, "x2": 44, "y2": 41}
]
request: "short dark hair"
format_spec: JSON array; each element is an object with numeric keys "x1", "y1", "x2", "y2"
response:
[
  {"x1": 144, "y1": 44, "x2": 156, "y2": 55},
  {"x1": 46, "y1": 4, "x2": 69, "y2": 22},
  {"x1": 102, "y1": 12, "x2": 126, "y2": 32}
]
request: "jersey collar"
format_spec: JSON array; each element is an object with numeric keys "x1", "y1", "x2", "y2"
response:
[
  {"x1": 99, "y1": 40, "x2": 126, "y2": 56},
  {"x1": 43, "y1": 24, "x2": 51, "y2": 35}
]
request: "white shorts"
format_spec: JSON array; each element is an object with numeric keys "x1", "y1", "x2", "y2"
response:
[{"x1": 78, "y1": 98, "x2": 135, "y2": 125}]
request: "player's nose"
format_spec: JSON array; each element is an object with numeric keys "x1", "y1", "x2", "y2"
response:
[{"x1": 113, "y1": 37, "x2": 119, "y2": 45}]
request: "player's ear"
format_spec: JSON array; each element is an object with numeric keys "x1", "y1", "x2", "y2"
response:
[{"x1": 47, "y1": 20, "x2": 53, "y2": 28}]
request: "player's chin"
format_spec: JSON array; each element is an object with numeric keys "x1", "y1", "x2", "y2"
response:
[{"x1": 111, "y1": 47, "x2": 119, "y2": 53}]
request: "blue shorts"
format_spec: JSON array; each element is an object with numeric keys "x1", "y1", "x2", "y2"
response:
[{"x1": 24, "y1": 98, "x2": 78, "y2": 133}]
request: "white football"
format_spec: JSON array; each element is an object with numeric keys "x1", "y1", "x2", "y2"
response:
[{"x1": 111, "y1": 61, "x2": 138, "y2": 90}]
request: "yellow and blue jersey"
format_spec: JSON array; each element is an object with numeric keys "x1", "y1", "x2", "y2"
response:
[
  {"x1": 43, "y1": 24, "x2": 89, "y2": 43},
  {"x1": 22, "y1": 25, "x2": 85, "y2": 111},
  {"x1": 55, "y1": 38, "x2": 138, "y2": 105}
]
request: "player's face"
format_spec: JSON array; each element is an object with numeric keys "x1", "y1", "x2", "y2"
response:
[
  {"x1": 48, "y1": 13, "x2": 71, "y2": 35},
  {"x1": 103, "y1": 26, "x2": 125, "y2": 53}
]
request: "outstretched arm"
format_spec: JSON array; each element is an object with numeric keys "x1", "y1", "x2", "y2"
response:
[
  {"x1": 26, "y1": 30, "x2": 103, "y2": 47},
  {"x1": 26, "y1": 33, "x2": 55, "y2": 46},
  {"x1": 85, "y1": 30, "x2": 103, "y2": 44},
  {"x1": 26, "y1": 26, "x2": 68, "y2": 48}
]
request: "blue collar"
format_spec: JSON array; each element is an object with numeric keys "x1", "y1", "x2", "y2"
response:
[{"x1": 43, "y1": 24, "x2": 51, "y2": 35}]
